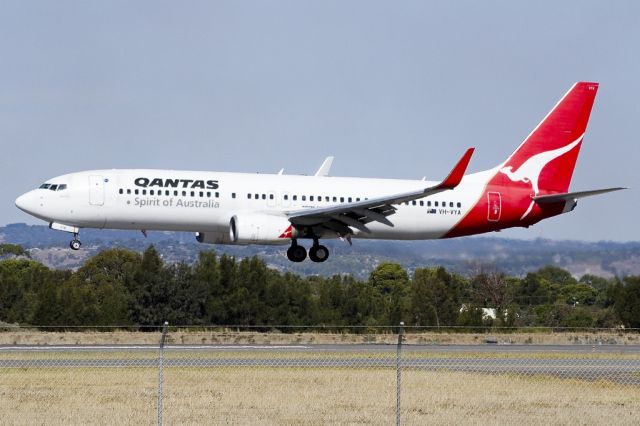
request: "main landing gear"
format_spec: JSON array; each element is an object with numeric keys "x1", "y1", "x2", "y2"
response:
[
  {"x1": 69, "y1": 233, "x2": 82, "y2": 251},
  {"x1": 287, "y1": 239, "x2": 329, "y2": 263}
]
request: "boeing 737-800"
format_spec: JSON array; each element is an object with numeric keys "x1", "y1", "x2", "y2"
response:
[{"x1": 15, "y1": 82, "x2": 624, "y2": 262}]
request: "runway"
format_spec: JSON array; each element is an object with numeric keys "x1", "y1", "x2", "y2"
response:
[{"x1": 1, "y1": 344, "x2": 638, "y2": 384}]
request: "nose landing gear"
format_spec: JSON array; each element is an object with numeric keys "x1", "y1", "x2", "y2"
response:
[{"x1": 69, "y1": 233, "x2": 82, "y2": 251}]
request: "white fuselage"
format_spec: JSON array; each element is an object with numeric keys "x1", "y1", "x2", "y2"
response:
[{"x1": 15, "y1": 168, "x2": 494, "y2": 244}]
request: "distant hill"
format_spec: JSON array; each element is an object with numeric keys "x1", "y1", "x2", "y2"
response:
[{"x1": 2, "y1": 223, "x2": 640, "y2": 279}]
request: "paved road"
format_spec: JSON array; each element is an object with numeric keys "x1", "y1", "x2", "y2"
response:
[
  {"x1": 1, "y1": 343, "x2": 639, "y2": 353},
  {"x1": 1, "y1": 344, "x2": 638, "y2": 384}
]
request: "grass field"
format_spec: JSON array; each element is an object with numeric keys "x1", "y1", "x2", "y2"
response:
[
  {"x1": 1, "y1": 330, "x2": 638, "y2": 424},
  {"x1": 1, "y1": 367, "x2": 638, "y2": 425}
]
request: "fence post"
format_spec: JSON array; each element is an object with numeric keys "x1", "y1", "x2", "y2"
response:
[
  {"x1": 396, "y1": 321, "x2": 404, "y2": 426},
  {"x1": 158, "y1": 321, "x2": 169, "y2": 426}
]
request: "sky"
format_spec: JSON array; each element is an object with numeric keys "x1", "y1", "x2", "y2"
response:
[{"x1": 1, "y1": 1, "x2": 638, "y2": 241}]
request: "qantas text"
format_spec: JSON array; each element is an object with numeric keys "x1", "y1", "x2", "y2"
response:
[{"x1": 134, "y1": 178, "x2": 219, "y2": 190}]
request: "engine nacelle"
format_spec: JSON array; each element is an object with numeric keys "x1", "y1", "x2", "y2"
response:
[
  {"x1": 195, "y1": 230, "x2": 233, "y2": 245},
  {"x1": 229, "y1": 214, "x2": 291, "y2": 245}
]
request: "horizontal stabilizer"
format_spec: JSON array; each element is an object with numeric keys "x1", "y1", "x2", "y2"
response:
[{"x1": 533, "y1": 187, "x2": 626, "y2": 204}]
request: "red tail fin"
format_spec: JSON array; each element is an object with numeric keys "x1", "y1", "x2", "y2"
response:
[{"x1": 498, "y1": 82, "x2": 598, "y2": 195}]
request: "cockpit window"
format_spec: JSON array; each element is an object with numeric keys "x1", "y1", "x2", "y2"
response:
[{"x1": 40, "y1": 183, "x2": 68, "y2": 191}]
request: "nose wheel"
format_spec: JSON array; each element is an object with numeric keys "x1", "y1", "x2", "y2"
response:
[{"x1": 69, "y1": 233, "x2": 82, "y2": 250}]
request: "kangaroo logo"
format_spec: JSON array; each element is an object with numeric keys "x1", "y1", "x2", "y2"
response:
[{"x1": 499, "y1": 133, "x2": 584, "y2": 220}]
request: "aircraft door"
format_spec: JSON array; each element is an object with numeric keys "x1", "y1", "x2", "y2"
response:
[
  {"x1": 267, "y1": 191, "x2": 277, "y2": 207},
  {"x1": 487, "y1": 192, "x2": 501, "y2": 222},
  {"x1": 281, "y1": 192, "x2": 291, "y2": 207},
  {"x1": 89, "y1": 175, "x2": 105, "y2": 206}
]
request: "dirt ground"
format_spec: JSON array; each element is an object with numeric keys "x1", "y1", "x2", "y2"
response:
[{"x1": 0, "y1": 329, "x2": 637, "y2": 346}]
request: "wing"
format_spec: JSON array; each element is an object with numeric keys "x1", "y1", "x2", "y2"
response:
[{"x1": 286, "y1": 148, "x2": 474, "y2": 236}]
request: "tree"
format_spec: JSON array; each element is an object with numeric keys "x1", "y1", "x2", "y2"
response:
[
  {"x1": 0, "y1": 244, "x2": 30, "y2": 259},
  {"x1": 369, "y1": 263, "x2": 408, "y2": 325},
  {"x1": 409, "y1": 267, "x2": 462, "y2": 327},
  {"x1": 70, "y1": 249, "x2": 140, "y2": 325},
  {"x1": 615, "y1": 277, "x2": 640, "y2": 328},
  {"x1": 129, "y1": 246, "x2": 175, "y2": 325}
]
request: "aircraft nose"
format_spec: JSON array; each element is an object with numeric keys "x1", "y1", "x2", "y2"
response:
[{"x1": 15, "y1": 191, "x2": 38, "y2": 215}]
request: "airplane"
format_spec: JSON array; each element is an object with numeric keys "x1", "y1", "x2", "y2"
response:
[{"x1": 15, "y1": 82, "x2": 625, "y2": 263}]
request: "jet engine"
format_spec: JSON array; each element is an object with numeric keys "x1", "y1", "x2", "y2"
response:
[
  {"x1": 195, "y1": 230, "x2": 233, "y2": 245},
  {"x1": 229, "y1": 214, "x2": 291, "y2": 245}
]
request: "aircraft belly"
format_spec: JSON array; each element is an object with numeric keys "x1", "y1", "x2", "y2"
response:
[{"x1": 106, "y1": 203, "x2": 227, "y2": 232}]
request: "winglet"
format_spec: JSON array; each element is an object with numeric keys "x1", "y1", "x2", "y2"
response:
[
  {"x1": 314, "y1": 156, "x2": 334, "y2": 177},
  {"x1": 435, "y1": 148, "x2": 474, "y2": 189}
]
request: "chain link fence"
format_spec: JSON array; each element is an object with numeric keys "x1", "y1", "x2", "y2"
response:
[{"x1": 1, "y1": 326, "x2": 639, "y2": 425}]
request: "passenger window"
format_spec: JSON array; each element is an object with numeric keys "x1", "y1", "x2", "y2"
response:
[
  {"x1": 269, "y1": 194, "x2": 274, "y2": 200},
  {"x1": 449, "y1": 202, "x2": 454, "y2": 207},
  {"x1": 254, "y1": 194, "x2": 259, "y2": 199},
  {"x1": 190, "y1": 191, "x2": 195, "y2": 197},
  {"x1": 332, "y1": 197, "x2": 337, "y2": 202},
  {"x1": 310, "y1": 196, "x2": 314, "y2": 201},
  {"x1": 127, "y1": 189, "x2": 131, "y2": 195},
  {"x1": 135, "y1": 189, "x2": 139, "y2": 195},
  {"x1": 356, "y1": 198, "x2": 360, "y2": 202},
  {"x1": 293, "y1": 195, "x2": 298, "y2": 201},
  {"x1": 457, "y1": 202, "x2": 461, "y2": 208},
  {"x1": 174, "y1": 190, "x2": 178, "y2": 196},
  {"x1": 215, "y1": 192, "x2": 219, "y2": 198},
  {"x1": 435, "y1": 201, "x2": 438, "y2": 207},
  {"x1": 199, "y1": 191, "x2": 204, "y2": 197},
  {"x1": 284, "y1": 194, "x2": 289, "y2": 200},
  {"x1": 119, "y1": 189, "x2": 123, "y2": 194},
  {"x1": 142, "y1": 189, "x2": 147, "y2": 195},
  {"x1": 348, "y1": 197, "x2": 352, "y2": 203},
  {"x1": 182, "y1": 191, "x2": 187, "y2": 196},
  {"x1": 150, "y1": 190, "x2": 154, "y2": 195},
  {"x1": 166, "y1": 190, "x2": 170, "y2": 196},
  {"x1": 325, "y1": 196, "x2": 330, "y2": 202},
  {"x1": 302, "y1": 195, "x2": 306, "y2": 201},
  {"x1": 340, "y1": 197, "x2": 344, "y2": 203},
  {"x1": 232, "y1": 193, "x2": 236, "y2": 199},
  {"x1": 419, "y1": 201, "x2": 424, "y2": 206},
  {"x1": 262, "y1": 194, "x2": 266, "y2": 200}
]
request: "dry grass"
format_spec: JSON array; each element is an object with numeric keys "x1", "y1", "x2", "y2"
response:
[
  {"x1": 1, "y1": 330, "x2": 638, "y2": 346},
  {"x1": 1, "y1": 367, "x2": 638, "y2": 425}
]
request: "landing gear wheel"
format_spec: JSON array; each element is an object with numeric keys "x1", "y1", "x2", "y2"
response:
[
  {"x1": 287, "y1": 244, "x2": 307, "y2": 262},
  {"x1": 70, "y1": 239, "x2": 82, "y2": 250},
  {"x1": 309, "y1": 244, "x2": 329, "y2": 263}
]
